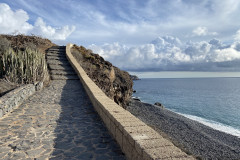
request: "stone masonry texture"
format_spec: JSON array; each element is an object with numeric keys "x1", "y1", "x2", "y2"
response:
[
  {"x1": 0, "y1": 84, "x2": 38, "y2": 119},
  {"x1": 66, "y1": 44, "x2": 195, "y2": 160},
  {"x1": 0, "y1": 46, "x2": 125, "y2": 160}
]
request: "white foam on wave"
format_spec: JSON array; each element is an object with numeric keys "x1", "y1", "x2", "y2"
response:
[{"x1": 179, "y1": 113, "x2": 240, "y2": 138}]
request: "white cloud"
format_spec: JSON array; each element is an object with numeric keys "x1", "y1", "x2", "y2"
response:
[
  {"x1": 234, "y1": 29, "x2": 240, "y2": 41},
  {"x1": 213, "y1": 48, "x2": 240, "y2": 62},
  {"x1": 65, "y1": 0, "x2": 240, "y2": 45},
  {"x1": 192, "y1": 27, "x2": 218, "y2": 37},
  {"x1": 0, "y1": 3, "x2": 75, "y2": 40},
  {"x1": 32, "y1": 17, "x2": 76, "y2": 40},
  {"x1": 5, "y1": 0, "x2": 240, "y2": 45},
  {"x1": 89, "y1": 35, "x2": 240, "y2": 71},
  {"x1": 0, "y1": 3, "x2": 33, "y2": 34}
]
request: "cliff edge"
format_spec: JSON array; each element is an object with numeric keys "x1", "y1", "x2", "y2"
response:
[{"x1": 71, "y1": 45, "x2": 133, "y2": 108}]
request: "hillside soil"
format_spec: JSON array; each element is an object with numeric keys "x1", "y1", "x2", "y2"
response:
[
  {"x1": 1, "y1": 34, "x2": 56, "y2": 53},
  {"x1": 0, "y1": 79, "x2": 18, "y2": 97},
  {"x1": 71, "y1": 45, "x2": 133, "y2": 108}
]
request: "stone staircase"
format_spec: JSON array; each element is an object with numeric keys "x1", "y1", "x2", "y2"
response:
[
  {"x1": 46, "y1": 46, "x2": 79, "y2": 80},
  {"x1": 0, "y1": 45, "x2": 125, "y2": 159}
]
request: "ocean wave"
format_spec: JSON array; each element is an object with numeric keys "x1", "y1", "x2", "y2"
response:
[{"x1": 179, "y1": 113, "x2": 240, "y2": 138}]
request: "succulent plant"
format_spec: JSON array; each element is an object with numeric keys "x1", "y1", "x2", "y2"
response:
[{"x1": 0, "y1": 46, "x2": 48, "y2": 84}]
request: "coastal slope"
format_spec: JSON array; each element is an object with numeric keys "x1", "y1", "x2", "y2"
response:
[{"x1": 70, "y1": 45, "x2": 133, "y2": 108}]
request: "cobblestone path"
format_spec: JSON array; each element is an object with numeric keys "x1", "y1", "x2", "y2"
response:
[{"x1": 0, "y1": 46, "x2": 125, "y2": 160}]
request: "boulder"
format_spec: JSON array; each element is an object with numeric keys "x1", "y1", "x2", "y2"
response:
[
  {"x1": 154, "y1": 102, "x2": 163, "y2": 107},
  {"x1": 35, "y1": 81, "x2": 43, "y2": 91},
  {"x1": 130, "y1": 75, "x2": 140, "y2": 80},
  {"x1": 133, "y1": 97, "x2": 141, "y2": 101}
]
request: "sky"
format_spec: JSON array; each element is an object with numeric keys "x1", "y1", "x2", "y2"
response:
[{"x1": 1, "y1": 0, "x2": 240, "y2": 74}]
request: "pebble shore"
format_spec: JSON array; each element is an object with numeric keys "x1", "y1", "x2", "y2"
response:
[{"x1": 127, "y1": 99, "x2": 240, "y2": 159}]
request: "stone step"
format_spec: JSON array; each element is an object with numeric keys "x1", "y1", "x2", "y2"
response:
[
  {"x1": 47, "y1": 49, "x2": 65, "y2": 53},
  {"x1": 46, "y1": 53, "x2": 66, "y2": 58},
  {"x1": 50, "y1": 46, "x2": 65, "y2": 49},
  {"x1": 47, "y1": 50, "x2": 65, "y2": 54},
  {"x1": 47, "y1": 51, "x2": 65, "y2": 55},
  {"x1": 47, "y1": 59, "x2": 68, "y2": 65},
  {"x1": 49, "y1": 62, "x2": 71, "y2": 67},
  {"x1": 46, "y1": 46, "x2": 79, "y2": 80},
  {"x1": 47, "y1": 50, "x2": 65, "y2": 53},
  {"x1": 51, "y1": 75, "x2": 79, "y2": 80},
  {"x1": 48, "y1": 64, "x2": 73, "y2": 71},
  {"x1": 48, "y1": 47, "x2": 66, "y2": 50},
  {"x1": 48, "y1": 49, "x2": 65, "y2": 52},
  {"x1": 46, "y1": 56, "x2": 68, "y2": 61},
  {"x1": 50, "y1": 70, "x2": 77, "y2": 75}
]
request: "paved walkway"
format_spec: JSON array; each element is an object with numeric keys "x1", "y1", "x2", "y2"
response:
[
  {"x1": 0, "y1": 80, "x2": 125, "y2": 160},
  {"x1": 0, "y1": 46, "x2": 125, "y2": 160}
]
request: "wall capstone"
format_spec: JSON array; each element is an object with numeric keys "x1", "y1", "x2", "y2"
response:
[{"x1": 0, "y1": 81, "x2": 43, "y2": 118}]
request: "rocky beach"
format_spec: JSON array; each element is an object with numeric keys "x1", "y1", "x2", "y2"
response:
[{"x1": 127, "y1": 99, "x2": 240, "y2": 159}]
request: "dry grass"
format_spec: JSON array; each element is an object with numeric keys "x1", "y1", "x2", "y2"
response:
[
  {"x1": 0, "y1": 34, "x2": 55, "y2": 53},
  {"x1": 71, "y1": 44, "x2": 133, "y2": 108}
]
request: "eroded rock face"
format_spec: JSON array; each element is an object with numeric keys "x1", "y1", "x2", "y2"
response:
[
  {"x1": 71, "y1": 45, "x2": 133, "y2": 108},
  {"x1": 130, "y1": 75, "x2": 140, "y2": 80}
]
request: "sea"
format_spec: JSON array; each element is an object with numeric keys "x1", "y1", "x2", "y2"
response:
[{"x1": 132, "y1": 78, "x2": 240, "y2": 138}]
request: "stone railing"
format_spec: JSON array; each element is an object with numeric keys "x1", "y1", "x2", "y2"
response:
[
  {"x1": 0, "y1": 82, "x2": 43, "y2": 118},
  {"x1": 66, "y1": 44, "x2": 194, "y2": 160}
]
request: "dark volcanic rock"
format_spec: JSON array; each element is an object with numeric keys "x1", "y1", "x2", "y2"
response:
[
  {"x1": 71, "y1": 45, "x2": 133, "y2": 108},
  {"x1": 130, "y1": 75, "x2": 140, "y2": 80},
  {"x1": 154, "y1": 102, "x2": 162, "y2": 106},
  {"x1": 154, "y1": 102, "x2": 164, "y2": 108},
  {"x1": 132, "y1": 97, "x2": 141, "y2": 101}
]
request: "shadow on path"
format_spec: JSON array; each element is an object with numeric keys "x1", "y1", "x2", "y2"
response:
[{"x1": 50, "y1": 80, "x2": 125, "y2": 160}]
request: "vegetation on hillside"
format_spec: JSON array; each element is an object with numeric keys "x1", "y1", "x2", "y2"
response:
[
  {"x1": 0, "y1": 46, "x2": 48, "y2": 84},
  {"x1": 1, "y1": 34, "x2": 55, "y2": 53},
  {"x1": 0, "y1": 34, "x2": 55, "y2": 96},
  {"x1": 71, "y1": 44, "x2": 133, "y2": 108}
]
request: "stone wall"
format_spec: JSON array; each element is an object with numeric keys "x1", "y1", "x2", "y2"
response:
[
  {"x1": 66, "y1": 43, "x2": 195, "y2": 160},
  {"x1": 0, "y1": 82, "x2": 43, "y2": 118}
]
